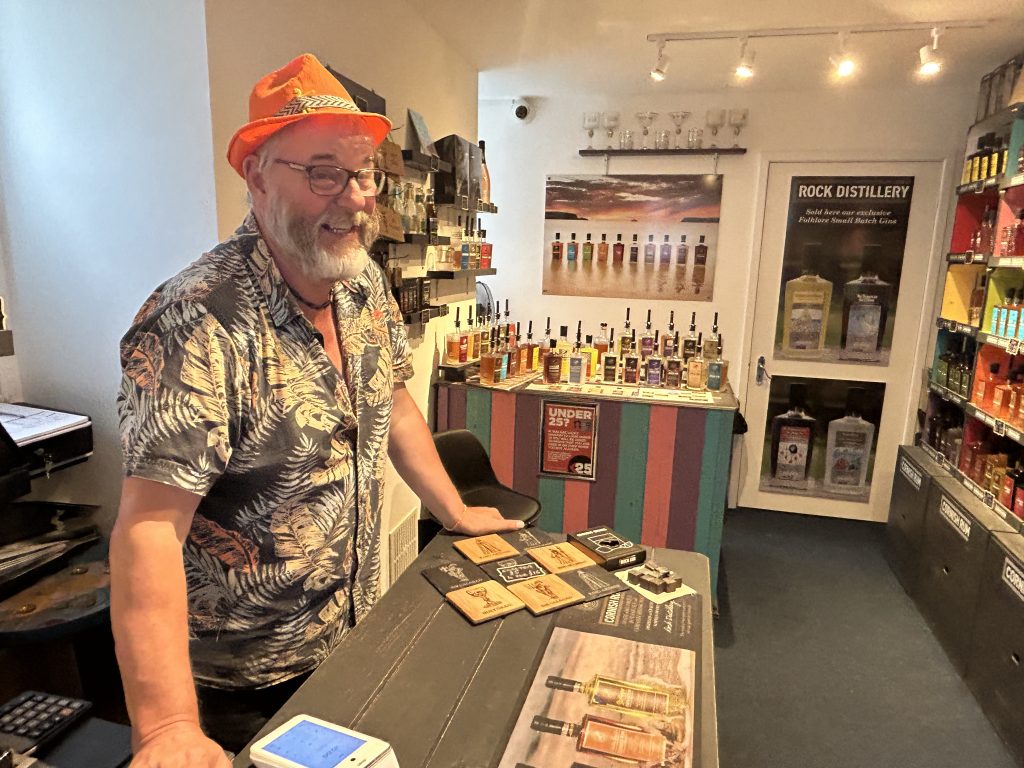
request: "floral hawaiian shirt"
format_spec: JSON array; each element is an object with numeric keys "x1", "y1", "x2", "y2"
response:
[{"x1": 117, "y1": 212, "x2": 413, "y2": 689}]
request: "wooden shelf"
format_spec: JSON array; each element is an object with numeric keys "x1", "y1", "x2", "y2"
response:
[
  {"x1": 956, "y1": 177, "x2": 1002, "y2": 196},
  {"x1": 426, "y1": 267, "x2": 497, "y2": 280},
  {"x1": 936, "y1": 317, "x2": 979, "y2": 337},
  {"x1": 579, "y1": 147, "x2": 747, "y2": 157},
  {"x1": 404, "y1": 233, "x2": 450, "y2": 246},
  {"x1": 403, "y1": 305, "x2": 446, "y2": 326}
]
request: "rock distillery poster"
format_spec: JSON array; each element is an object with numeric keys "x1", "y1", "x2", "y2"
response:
[
  {"x1": 759, "y1": 375, "x2": 886, "y2": 503},
  {"x1": 774, "y1": 176, "x2": 915, "y2": 365},
  {"x1": 541, "y1": 400, "x2": 598, "y2": 480},
  {"x1": 543, "y1": 175, "x2": 722, "y2": 301}
]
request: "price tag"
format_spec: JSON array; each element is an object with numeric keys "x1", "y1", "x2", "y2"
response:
[
  {"x1": 1010, "y1": 340, "x2": 1021, "y2": 355},
  {"x1": 995, "y1": 420, "x2": 1006, "y2": 436},
  {"x1": 377, "y1": 138, "x2": 406, "y2": 176},
  {"x1": 965, "y1": 252, "x2": 974, "y2": 264},
  {"x1": 936, "y1": 452, "x2": 947, "y2": 469},
  {"x1": 936, "y1": 317, "x2": 946, "y2": 330},
  {"x1": 984, "y1": 491, "x2": 995, "y2": 508}
]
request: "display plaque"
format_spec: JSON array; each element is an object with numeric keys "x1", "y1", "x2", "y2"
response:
[{"x1": 540, "y1": 400, "x2": 598, "y2": 480}]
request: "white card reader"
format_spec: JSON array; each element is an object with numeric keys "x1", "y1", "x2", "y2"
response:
[{"x1": 250, "y1": 715, "x2": 399, "y2": 768}]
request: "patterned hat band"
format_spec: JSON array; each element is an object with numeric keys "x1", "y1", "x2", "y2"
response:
[{"x1": 274, "y1": 94, "x2": 361, "y2": 117}]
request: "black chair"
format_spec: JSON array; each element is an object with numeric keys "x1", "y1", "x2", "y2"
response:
[{"x1": 432, "y1": 429, "x2": 541, "y2": 526}]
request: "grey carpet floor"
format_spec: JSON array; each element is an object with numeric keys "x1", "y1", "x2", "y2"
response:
[{"x1": 713, "y1": 507, "x2": 1017, "y2": 768}]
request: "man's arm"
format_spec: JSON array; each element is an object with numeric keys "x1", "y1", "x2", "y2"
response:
[
  {"x1": 109, "y1": 476, "x2": 230, "y2": 767},
  {"x1": 388, "y1": 385, "x2": 523, "y2": 534}
]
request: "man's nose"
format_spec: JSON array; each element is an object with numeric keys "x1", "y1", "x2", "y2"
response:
[{"x1": 333, "y1": 177, "x2": 366, "y2": 210}]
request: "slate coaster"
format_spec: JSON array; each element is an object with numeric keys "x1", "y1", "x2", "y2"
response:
[
  {"x1": 454, "y1": 534, "x2": 521, "y2": 564},
  {"x1": 526, "y1": 542, "x2": 594, "y2": 573},
  {"x1": 446, "y1": 581, "x2": 525, "y2": 624},
  {"x1": 481, "y1": 554, "x2": 549, "y2": 585},
  {"x1": 421, "y1": 560, "x2": 489, "y2": 596},
  {"x1": 507, "y1": 574, "x2": 585, "y2": 615},
  {"x1": 498, "y1": 527, "x2": 557, "y2": 552},
  {"x1": 558, "y1": 565, "x2": 629, "y2": 602}
]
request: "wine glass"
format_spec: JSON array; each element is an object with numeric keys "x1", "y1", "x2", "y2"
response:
[
  {"x1": 583, "y1": 112, "x2": 600, "y2": 149},
  {"x1": 728, "y1": 108, "x2": 749, "y2": 147},
  {"x1": 635, "y1": 111, "x2": 658, "y2": 149},
  {"x1": 668, "y1": 111, "x2": 691, "y2": 149},
  {"x1": 705, "y1": 109, "x2": 726, "y2": 147},
  {"x1": 602, "y1": 111, "x2": 620, "y2": 149}
]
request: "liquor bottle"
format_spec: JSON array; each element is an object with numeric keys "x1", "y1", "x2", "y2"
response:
[
  {"x1": 1014, "y1": 209, "x2": 1024, "y2": 257},
  {"x1": 581, "y1": 335, "x2": 599, "y2": 379},
  {"x1": 543, "y1": 340, "x2": 563, "y2": 384},
  {"x1": 703, "y1": 311, "x2": 719, "y2": 358},
  {"x1": 644, "y1": 234, "x2": 656, "y2": 264},
  {"x1": 594, "y1": 323, "x2": 610, "y2": 358},
  {"x1": 478, "y1": 309, "x2": 491, "y2": 356},
  {"x1": 567, "y1": 232, "x2": 579, "y2": 262},
  {"x1": 824, "y1": 387, "x2": 875, "y2": 494},
  {"x1": 582, "y1": 233, "x2": 594, "y2": 263},
  {"x1": 480, "y1": 228, "x2": 493, "y2": 269},
  {"x1": 1009, "y1": 290, "x2": 1024, "y2": 340},
  {"x1": 993, "y1": 373, "x2": 1019, "y2": 420},
  {"x1": 425, "y1": 186, "x2": 437, "y2": 237},
  {"x1": 466, "y1": 305, "x2": 478, "y2": 360},
  {"x1": 782, "y1": 242, "x2": 833, "y2": 355},
  {"x1": 665, "y1": 333, "x2": 684, "y2": 389},
  {"x1": 629, "y1": 234, "x2": 640, "y2": 263},
  {"x1": 840, "y1": 244, "x2": 891, "y2": 360},
  {"x1": 449, "y1": 216, "x2": 463, "y2": 270},
  {"x1": 557, "y1": 325, "x2": 572, "y2": 382},
  {"x1": 479, "y1": 328, "x2": 501, "y2": 385},
  {"x1": 973, "y1": 362, "x2": 1002, "y2": 410},
  {"x1": 544, "y1": 674, "x2": 687, "y2": 717},
  {"x1": 460, "y1": 219, "x2": 471, "y2": 270},
  {"x1": 660, "y1": 235, "x2": 672, "y2": 265},
  {"x1": 707, "y1": 334, "x2": 729, "y2": 391},
  {"x1": 979, "y1": 135, "x2": 992, "y2": 180},
  {"x1": 662, "y1": 311, "x2": 676, "y2": 358},
  {"x1": 508, "y1": 323, "x2": 521, "y2": 378},
  {"x1": 683, "y1": 312, "x2": 698, "y2": 362},
  {"x1": 999, "y1": 462, "x2": 1023, "y2": 508},
  {"x1": 999, "y1": 290, "x2": 1016, "y2": 337},
  {"x1": 539, "y1": 316, "x2": 553, "y2": 371},
  {"x1": 601, "y1": 345, "x2": 619, "y2": 383},
  {"x1": 474, "y1": 218, "x2": 484, "y2": 268},
  {"x1": 504, "y1": 299, "x2": 512, "y2": 341},
  {"x1": 479, "y1": 139, "x2": 491, "y2": 204},
  {"x1": 694, "y1": 235, "x2": 709, "y2": 265},
  {"x1": 445, "y1": 307, "x2": 468, "y2": 364},
  {"x1": 568, "y1": 342, "x2": 587, "y2": 384},
  {"x1": 770, "y1": 382, "x2": 816, "y2": 485},
  {"x1": 619, "y1": 308, "x2": 633, "y2": 358},
  {"x1": 622, "y1": 335, "x2": 640, "y2": 385},
  {"x1": 979, "y1": 206, "x2": 995, "y2": 255},
  {"x1": 676, "y1": 234, "x2": 689, "y2": 266},
  {"x1": 552, "y1": 231, "x2": 563, "y2": 260},
  {"x1": 613, "y1": 234, "x2": 625, "y2": 264},
  {"x1": 968, "y1": 274, "x2": 987, "y2": 327},
  {"x1": 530, "y1": 715, "x2": 667, "y2": 764},
  {"x1": 957, "y1": 339, "x2": 974, "y2": 399},
  {"x1": 524, "y1": 320, "x2": 538, "y2": 372},
  {"x1": 639, "y1": 309, "x2": 655, "y2": 359},
  {"x1": 646, "y1": 331, "x2": 663, "y2": 386},
  {"x1": 597, "y1": 233, "x2": 609, "y2": 263},
  {"x1": 686, "y1": 333, "x2": 705, "y2": 390}
]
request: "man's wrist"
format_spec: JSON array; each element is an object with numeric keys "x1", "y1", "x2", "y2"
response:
[{"x1": 135, "y1": 714, "x2": 203, "y2": 750}]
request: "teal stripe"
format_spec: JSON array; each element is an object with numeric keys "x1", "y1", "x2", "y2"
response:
[
  {"x1": 465, "y1": 388, "x2": 492, "y2": 452},
  {"x1": 537, "y1": 477, "x2": 565, "y2": 532},
  {"x1": 613, "y1": 403, "x2": 650, "y2": 543},
  {"x1": 696, "y1": 410, "x2": 732, "y2": 595}
]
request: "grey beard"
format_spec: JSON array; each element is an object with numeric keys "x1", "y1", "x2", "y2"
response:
[{"x1": 270, "y1": 206, "x2": 380, "y2": 283}]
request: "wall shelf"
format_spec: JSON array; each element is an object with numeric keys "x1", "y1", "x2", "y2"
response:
[
  {"x1": 400, "y1": 150, "x2": 451, "y2": 174},
  {"x1": 947, "y1": 252, "x2": 990, "y2": 264},
  {"x1": 578, "y1": 147, "x2": 747, "y2": 157},
  {"x1": 404, "y1": 233, "x2": 450, "y2": 246},
  {"x1": 403, "y1": 305, "x2": 446, "y2": 326},
  {"x1": 427, "y1": 267, "x2": 497, "y2": 280},
  {"x1": 956, "y1": 177, "x2": 1002, "y2": 196},
  {"x1": 970, "y1": 103, "x2": 1023, "y2": 133},
  {"x1": 936, "y1": 317, "x2": 979, "y2": 337}
]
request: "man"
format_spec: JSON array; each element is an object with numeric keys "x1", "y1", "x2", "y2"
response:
[{"x1": 110, "y1": 53, "x2": 522, "y2": 768}]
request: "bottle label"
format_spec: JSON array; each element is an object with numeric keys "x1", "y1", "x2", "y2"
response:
[
  {"x1": 567, "y1": 244, "x2": 578, "y2": 261},
  {"x1": 991, "y1": 307, "x2": 1001, "y2": 334},
  {"x1": 640, "y1": 336, "x2": 655, "y2": 358},
  {"x1": 578, "y1": 719, "x2": 666, "y2": 762},
  {"x1": 603, "y1": 356, "x2": 618, "y2": 383},
  {"x1": 591, "y1": 681, "x2": 674, "y2": 715},
  {"x1": 623, "y1": 358, "x2": 639, "y2": 384},
  {"x1": 828, "y1": 429, "x2": 868, "y2": 486},
  {"x1": 552, "y1": 243, "x2": 563, "y2": 259},
  {"x1": 776, "y1": 425, "x2": 811, "y2": 481},
  {"x1": 846, "y1": 303, "x2": 882, "y2": 354},
  {"x1": 569, "y1": 357, "x2": 584, "y2": 384},
  {"x1": 662, "y1": 338, "x2": 676, "y2": 357},
  {"x1": 707, "y1": 361, "x2": 722, "y2": 390},
  {"x1": 647, "y1": 360, "x2": 662, "y2": 386},
  {"x1": 789, "y1": 290, "x2": 826, "y2": 349}
]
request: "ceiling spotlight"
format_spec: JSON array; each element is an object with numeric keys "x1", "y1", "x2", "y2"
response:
[
  {"x1": 650, "y1": 41, "x2": 669, "y2": 82},
  {"x1": 734, "y1": 37, "x2": 755, "y2": 80},
  {"x1": 918, "y1": 27, "x2": 943, "y2": 77},
  {"x1": 830, "y1": 32, "x2": 856, "y2": 79}
]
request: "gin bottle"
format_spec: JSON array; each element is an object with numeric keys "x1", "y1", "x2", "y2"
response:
[
  {"x1": 782, "y1": 243, "x2": 833, "y2": 356},
  {"x1": 770, "y1": 382, "x2": 816, "y2": 485},
  {"x1": 840, "y1": 244, "x2": 891, "y2": 361},
  {"x1": 824, "y1": 387, "x2": 875, "y2": 494}
]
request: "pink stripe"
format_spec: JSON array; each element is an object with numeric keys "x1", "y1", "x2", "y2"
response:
[
  {"x1": 641, "y1": 406, "x2": 677, "y2": 546},
  {"x1": 490, "y1": 391, "x2": 516, "y2": 486},
  {"x1": 563, "y1": 480, "x2": 591, "y2": 533}
]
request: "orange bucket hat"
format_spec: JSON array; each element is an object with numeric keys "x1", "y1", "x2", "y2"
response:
[{"x1": 227, "y1": 53, "x2": 392, "y2": 177}]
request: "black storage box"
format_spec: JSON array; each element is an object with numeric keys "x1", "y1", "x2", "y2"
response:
[
  {"x1": 885, "y1": 445, "x2": 946, "y2": 596},
  {"x1": 567, "y1": 525, "x2": 646, "y2": 571},
  {"x1": 432, "y1": 134, "x2": 473, "y2": 210}
]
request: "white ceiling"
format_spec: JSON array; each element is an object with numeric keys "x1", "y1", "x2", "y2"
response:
[{"x1": 406, "y1": 0, "x2": 1024, "y2": 96}]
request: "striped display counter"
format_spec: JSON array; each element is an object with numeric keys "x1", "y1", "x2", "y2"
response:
[{"x1": 434, "y1": 381, "x2": 738, "y2": 592}]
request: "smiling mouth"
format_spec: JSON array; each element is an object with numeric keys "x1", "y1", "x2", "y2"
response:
[{"x1": 322, "y1": 223, "x2": 355, "y2": 236}]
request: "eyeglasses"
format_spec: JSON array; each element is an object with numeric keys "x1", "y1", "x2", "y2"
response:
[{"x1": 273, "y1": 160, "x2": 386, "y2": 197}]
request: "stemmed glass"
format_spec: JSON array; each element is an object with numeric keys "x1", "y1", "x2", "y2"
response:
[
  {"x1": 705, "y1": 109, "x2": 726, "y2": 147},
  {"x1": 582, "y1": 112, "x2": 600, "y2": 149},
  {"x1": 602, "y1": 111, "x2": 620, "y2": 149},
  {"x1": 635, "y1": 112, "x2": 658, "y2": 149},
  {"x1": 668, "y1": 111, "x2": 691, "y2": 149},
  {"x1": 728, "y1": 109, "x2": 749, "y2": 147}
]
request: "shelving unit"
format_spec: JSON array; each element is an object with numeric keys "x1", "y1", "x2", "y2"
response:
[
  {"x1": 578, "y1": 147, "x2": 747, "y2": 157},
  {"x1": 426, "y1": 267, "x2": 497, "y2": 280}
]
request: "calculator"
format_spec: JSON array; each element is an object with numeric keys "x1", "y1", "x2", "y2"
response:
[{"x1": 0, "y1": 691, "x2": 90, "y2": 756}]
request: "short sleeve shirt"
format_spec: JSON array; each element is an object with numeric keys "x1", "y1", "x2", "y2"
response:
[{"x1": 117, "y1": 213, "x2": 413, "y2": 688}]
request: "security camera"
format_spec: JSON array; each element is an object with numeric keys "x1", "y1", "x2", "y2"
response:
[{"x1": 512, "y1": 97, "x2": 534, "y2": 123}]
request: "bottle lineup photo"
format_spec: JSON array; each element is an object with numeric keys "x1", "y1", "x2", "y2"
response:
[{"x1": 762, "y1": 377, "x2": 884, "y2": 502}]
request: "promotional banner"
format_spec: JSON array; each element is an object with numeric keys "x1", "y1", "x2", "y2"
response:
[
  {"x1": 541, "y1": 401, "x2": 599, "y2": 480},
  {"x1": 543, "y1": 175, "x2": 722, "y2": 301},
  {"x1": 774, "y1": 176, "x2": 914, "y2": 365}
]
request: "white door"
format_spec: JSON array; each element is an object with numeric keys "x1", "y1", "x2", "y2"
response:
[{"x1": 739, "y1": 160, "x2": 946, "y2": 522}]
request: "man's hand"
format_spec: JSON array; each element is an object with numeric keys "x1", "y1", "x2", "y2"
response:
[
  {"x1": 130, "y1": 722, "x2": 231, "y2": 768},
  {"x1": 451, "y1": 506, "x2": 525, "y2": 536}
]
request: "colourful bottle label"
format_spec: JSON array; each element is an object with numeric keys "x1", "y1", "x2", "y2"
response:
[
  {"x1": 991, "y1": 306, "x2": 1001, "y2": 334},
  {"x1": 567, "y1": 243, "x2": 578, "y2": 261},
  {"x1": 829, "y1": 430, "x2": 868, "y2": 486},
  {"x1": 776, "y1": 425, "x2": 811, "y2": 481}
]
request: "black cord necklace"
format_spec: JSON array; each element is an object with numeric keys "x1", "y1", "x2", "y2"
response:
[{"x1": 284, "y1": 280, "x2": 332, "y2": 310}]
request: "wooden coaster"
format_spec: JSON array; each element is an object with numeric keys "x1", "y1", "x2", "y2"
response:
[
  {"x1": 507, "y1": 574, "x2": 585, "y2": 615},
  {"x1": 445, "y1": 580, "x2": 525, "y2": 624},
  {"x1": 453, "y1": 534, "x2": 520, "y2": 564},
  {"x1": 526, "y1": 542, "x2": 594, "y2": 573}
]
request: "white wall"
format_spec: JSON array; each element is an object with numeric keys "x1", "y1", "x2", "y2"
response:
[
  {"x1": 204, "y1": 1, "x2": 480, "y2": 546},
  {"x1": 479, "y1": 85, "x2": 975, "y2": 403},
  {"x1": 0, "y1": 0, "x2": 218, "y2": 531}
]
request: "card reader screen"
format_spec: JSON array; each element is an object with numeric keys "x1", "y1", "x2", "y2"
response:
[{"x1": 264, "y1": 720, "x2": 365, "y2": 768}]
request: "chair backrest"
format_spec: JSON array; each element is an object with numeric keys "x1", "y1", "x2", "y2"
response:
[{"x1": 433, "y1": 429, "x2": 500, "y2": 493}]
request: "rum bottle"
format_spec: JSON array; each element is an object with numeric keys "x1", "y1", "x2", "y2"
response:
[
  {"x1": 676, "y1": 234, "x2": 689, "y2": 266},
  {"x1": 661, "y1": 311, "x2": 676, "y2": 358},
  {"x1": 840, "y1": 244, "x2": 891, "y2": 360},
  {"x1": 694, "y1": 234, "x2": 709, "y2": 265},
  {"x1": 466, "y1": 305, "x2": 477, "y2": 361},
  {"x1": 629, "y1": 234, "x2": 640, "y2": 263},
  {"x1": 597, "y1": 233, "x2": 609, "y2": 262},
  {"x1": 770, "y1": 382, "x2": 816, "y2": 485},
  {"x1": 478, "y1": 310, "x2": 491, "y2": 356},
  {"x1": 582, "y1": 233, "x2": 594, "y2": 263},
  {"x1": 682, "y1": 312, "x2": 698, "y2": 362},
  {"x1": 567, "y1": 233, "x2": 579, "y2": 262},
  {"x1": 782, "y1": 242, "x2": 833, "y2": 356},
  {"x1": 601, "y1": 346, "x2": 619, "y2": 383},
  {"x1": 581, "y1": 335, "x2": 599, "y2": 379},
  {"x1": 824, "y1": 387, "x2": 875, "y2": 494},
  {"x1": 706, "y1": 334, "x2": 728, "y2": 392},
  {"x1": 544, "y1": 674, "x2": 687, "y2": 717},
  {"x1": 660, "y1": 234, "x2": 672, "y2": 265},
  {"x1": 543, "y1": 340, "x2": 564, "y2": 384},
  {"x1": 552, "y1": 231, "x2": 563, "y2": 260},
  {"x1": 646, "y1": 331, "x2": 663, "y2": 386},
  {"x1": 479, "y1": 328, "x2": 501, "y2": 385},
  {"x1": 613, "y1": 234, "x2": 625, "y2": 264},
  {"x1": 703, "y1": 311, "x2": 719, "y2": 358},
  {"x1": 665, "y1": 333, "x2": 684, "y2": 389},
  {"x1": 479, "y1": 228, "x2": 492, "y2": 268},
  {"x1": 445, "y1": 307, "x2": 468, "y2": 364},
  {"x1": 568, "y1": 342, "x2": 587, "y2": 384},
  {"x1": 524, "y1": 320, "x2": 538, "y2": 372},
  {"x1": 557, "y1": 325, "x2": 572, "y2": 382},
  {"x1": 644, "y1": 234, "x2": 656, "y2": 264},
  {"x1": 594, "y1": 323, "x2": 610, "y2": 357},
  {"x1": 507, "y1": 323, "x2": 520, "y2": 378},
  {"x1": 619, "y1": 308, "x2": 633, "y2": 358},
  {"x1": 686, "y1": 334, "x2": 705, "y2": 390},
  {"x1": 639, "y1": 309, "x2": 656, "y2": 359},
  {"x1": 530, "y1": 714, "x2": 667, "y2": 764},
  {"x1": 968, "y1": 274, "x2": 987, "y2": 327},
  {"x1": 622, "y1": 336, "x2": 640, "y2": 385}
]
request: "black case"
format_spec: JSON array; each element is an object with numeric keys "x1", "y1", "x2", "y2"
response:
[
  {"x1": 567, "y1": 525, "x2": 646, "y2": 571},
  {"x1": 432, "y1": 134, "x2": 472, "y2": 210},
  {"x1": 885, "y1": 445, "x2": 946, "y2": 596}
]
